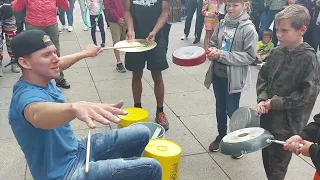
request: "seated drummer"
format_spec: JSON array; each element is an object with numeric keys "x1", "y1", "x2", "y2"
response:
[
  {"x1": 123, "y1": 0, "x2": 170, "y2": 130},
  {"x1": 284, "y1": 113, "x2": 320, "y2": 180},
  {"x1": 8, "y1": 30, "x2": 162, "y2": 180}
]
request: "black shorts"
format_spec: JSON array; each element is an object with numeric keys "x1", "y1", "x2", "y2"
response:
[{"x1": 125, "y1": 46, "x2": 169, "y2": 72}]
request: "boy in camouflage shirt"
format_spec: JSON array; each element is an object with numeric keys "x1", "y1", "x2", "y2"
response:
[{"x1": 256, "y1": 5, "x2": 320, "y2": 180}]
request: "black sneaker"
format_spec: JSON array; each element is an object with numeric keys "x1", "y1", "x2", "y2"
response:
[
  {"x1": 56, "y1": 79, "x2": 71, "y2": 89},
  {"x1": 116, "y1": 63, "x2": 126, "y2": 73},
  {"x1": 209, "y1": 136, "x2": 222, "y2": 152},
  {"x1": 100, "y1": 43, "x2": 105, "y2": 47},
  {"x1": 231, "y1": 153, "x2": 244, "y2": 159},
  {"x1": 193, "y1": 38, "x2": 200, "y2": 44}
]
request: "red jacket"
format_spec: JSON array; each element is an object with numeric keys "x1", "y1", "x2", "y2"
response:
[
  {"x1": 12, "y1": 0, "x2": 69, "y2": 27},
  {"x1": 103, "y1": 0, "x2": 124, "y2": 23}
]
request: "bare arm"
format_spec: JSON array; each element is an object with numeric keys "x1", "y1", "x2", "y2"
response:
[
  {"x1": 59, "y1": 45, "x2": 101, "y2": 71},
  {"x1": 151, "y1": 0, "x2": 170, "y2": 34},
  {"x1": 24, "y1": 101, "x2": 127, "y2": 130},
  {"x1": 24, "y1": 102, "x2": 76, "y2": 130},
  {"x1": 123, "y1": 0, "x2": 134, "y2": 33}
]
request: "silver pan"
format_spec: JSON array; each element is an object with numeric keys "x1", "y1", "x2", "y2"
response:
[
  {"x1": 229, "y1": 107, "x2": 260, "y2": 132},
  {"x1": 219, "y1": 127, "x2": 291, "y2": 155}
]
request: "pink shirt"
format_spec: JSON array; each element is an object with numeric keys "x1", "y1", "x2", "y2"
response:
[
  {"x1": 12, "y1": 0, "x2": 69, "y2": 27},
  {"x1": 87, "y1": 0, "x2": 104, "y2": 16}
]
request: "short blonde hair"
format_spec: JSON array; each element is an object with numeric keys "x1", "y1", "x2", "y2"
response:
[
  {"x1": 275, "y1": 4, "x2": 310, "y2": 30},
  {"x1": 225, "y1": 0, "x2": 251, "y2": 14}
]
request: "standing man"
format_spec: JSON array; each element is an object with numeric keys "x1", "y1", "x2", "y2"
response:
[
  {"x1": 123, "y1": 0, "x2": 170, "y2": 130},
  {"x1": 181, "y1": 0, "x2": 204, "y2": 44}
]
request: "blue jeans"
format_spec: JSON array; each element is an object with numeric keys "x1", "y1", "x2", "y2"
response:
[
  {"x1": 59, "y1": 0, "x2": 75, "y2": 26},
  {"x1": 259, "y1": 10, "x2": 281, "y2": 46},
  {"x1": 212, "y1": 75, "x2": 241, "y2": 138},
  {"x1": 63, "y1": 125, "x2": 162, "y2": 180}
]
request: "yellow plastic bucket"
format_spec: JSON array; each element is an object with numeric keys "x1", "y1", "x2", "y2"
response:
[
  {"x1": 143, "y1": 139, "x2": 182, "y2": 180},
  {"x1": 118, "y1": 107, "x2": 148, "y2": 128}
]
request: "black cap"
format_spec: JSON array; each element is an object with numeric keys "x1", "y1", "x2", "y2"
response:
[{"x1": 5, "y1": 30, "x2": 54, "y2": 67}]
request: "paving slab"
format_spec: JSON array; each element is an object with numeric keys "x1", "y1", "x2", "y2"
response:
[
  {"x1": 179, "y1": 153, "x2": 230, "y2": 180},
  {"x1": 0, "y1": 139, "x2": 26, "y2": 180},
  {"x1": 165, "y1": 90, "x2": 215, "y2": 117},
  {"x1": 60, "y1": 81, "x2": 100, "y2": 102},
  {"x1": 0, "y1": 87, "x2": 13, "y2": 110},
  {"x1": 0, "y1": 109, "x2": 14, "y2": 140}
]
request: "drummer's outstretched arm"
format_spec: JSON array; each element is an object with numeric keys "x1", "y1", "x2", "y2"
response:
[
  {"x1": 151, "y1": 0, "x2": 170, "y2": 34},
  {"x1": 123, "y1": 0, "x2": 134, "y2": 33},
  {"x1": 59, "y1": 44, "x2": 102, "y2": 71}
]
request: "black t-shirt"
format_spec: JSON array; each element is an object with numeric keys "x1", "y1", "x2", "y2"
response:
[{"x1": 130, "y1": 0, "x2": 168, "y2": 47}]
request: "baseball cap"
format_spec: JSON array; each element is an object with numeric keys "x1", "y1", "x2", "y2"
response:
[{"x1": 5, "y1": 30, "x2": 54, "y2": 67}]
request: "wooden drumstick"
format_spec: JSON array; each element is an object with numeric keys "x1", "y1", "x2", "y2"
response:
[{"x1": 85, "y1": 130, "x2": 91, "y2": 173}]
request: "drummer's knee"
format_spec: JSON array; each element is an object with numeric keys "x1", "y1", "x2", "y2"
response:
[{"x1": 151, "y1": 71, "x2": 163, "y2": 83}]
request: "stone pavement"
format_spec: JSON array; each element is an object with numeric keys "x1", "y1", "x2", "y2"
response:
[{"x1": 1, "y1": 4, "x2": 319, "y2": 180}]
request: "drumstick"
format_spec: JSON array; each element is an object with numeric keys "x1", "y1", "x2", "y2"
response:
[
  {"x1": 85, "y1": 130, "x2": 91, "y2": 173},
  {"x1": 102, "y1": 45, "x2": 146, "y2": 50}
]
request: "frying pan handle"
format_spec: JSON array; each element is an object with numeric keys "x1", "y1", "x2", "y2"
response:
[{"x1": 269, "y1": 139, "x2": 303, "y2": 148}]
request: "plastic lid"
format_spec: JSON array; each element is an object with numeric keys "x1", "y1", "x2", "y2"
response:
[
  {"x1": 173, "y1": 46, "x2": 205, "y2": 59},
  {"x1": 118, "y1": 107, "x2": 148, "y2": 121},
  {"x1": 145, "y1": 139, "x2": 182, "y2": 157}
]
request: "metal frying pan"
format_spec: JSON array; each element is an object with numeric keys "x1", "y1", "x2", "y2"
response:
[
  {"x1": 229, "y1": 107, "x2": 260, "y2": 132},
  {"x1": 219, "y1": 127, "x2": 298, "y2": 155},
  {"x1": 172, "y1": 46, "x2": 207, "y2": 66},
  {"x1": 102, "y1": 39, "x2": 157, "y2": 52}
]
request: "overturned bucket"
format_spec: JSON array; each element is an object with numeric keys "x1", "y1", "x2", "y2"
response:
[
  {"x1": 117, "y1": 108, "x2": 148, "y2": 128},
  {"x1": 131, "y1": 122, "x2": 165, "y2": 139},
  {"x1": 143, "y1": 139, "x2": 182, "y2": 180}
]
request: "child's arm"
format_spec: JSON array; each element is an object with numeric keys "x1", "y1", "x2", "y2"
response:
[
  {"x1": 56, "y1": 0, "x2": 70, "y2": 11},
  {"x1": 11, "y1": 0, "x2": 27, "y2": 12},
  {"x1": 216, "y1": 25, "x2": 258, "y2": 66},
  {"x1": 270, "y1": 54, "x2": 320, "y2": 110}
]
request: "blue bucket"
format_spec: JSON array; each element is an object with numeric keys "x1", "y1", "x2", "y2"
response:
[{"x1": 131, "y1": 122, "x2": 165, "y2": 139}]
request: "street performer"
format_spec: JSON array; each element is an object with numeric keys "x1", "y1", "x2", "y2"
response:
[{"x1": 8, "y1": 30, "x2": 162, "y2": 180}]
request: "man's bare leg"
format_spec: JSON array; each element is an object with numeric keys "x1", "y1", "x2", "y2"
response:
[
  {"x1": 151, "y1": 71, "x2": 169, "y2": 130},
  {"x1": 132, "y1": 71, "x2": 143, "y2": 107}
]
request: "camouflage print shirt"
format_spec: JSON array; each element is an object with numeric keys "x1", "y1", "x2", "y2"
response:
[{"x1": 256, "y1": 42, "x2": 320, "y2": 140}]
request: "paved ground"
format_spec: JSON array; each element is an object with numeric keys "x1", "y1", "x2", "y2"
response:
[{"x1": 1, "y1": 4, "x2": 320, "y2": 180}]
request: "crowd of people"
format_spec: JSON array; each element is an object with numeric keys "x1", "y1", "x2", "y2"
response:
[{"x1": 1, "y1": 0, "x2": 320, "y2": 180}]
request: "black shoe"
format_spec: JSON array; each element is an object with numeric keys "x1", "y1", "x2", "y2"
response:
[
  {"x1": 100, "y1": 43, "x2": 105, "y2": 47},
  {"x1": 231, "y1": 153, "x2": 244, "y2": 159},
  {"x1": 56, "y1": 79, "x2": 70, "y2": 89},
  {"x1": 209, "y1": 136, "x2": 222, "y2": 152},
  {"x1": 193, "y1": 38, "x2": 200, "y2": 44}
]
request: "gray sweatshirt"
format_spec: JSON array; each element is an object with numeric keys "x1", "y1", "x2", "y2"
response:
[{"x1": 204, "y1": 12, "x2": 258, "y2": 93}]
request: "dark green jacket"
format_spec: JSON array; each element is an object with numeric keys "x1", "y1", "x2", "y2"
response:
[{"x1": 257, "y1": 43, "x2": 320, "y2": 140}]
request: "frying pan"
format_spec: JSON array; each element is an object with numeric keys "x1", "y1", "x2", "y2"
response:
[
  {"x1": 172, "y1": 46, "x2": 207, "y2": 66},
  {"x1": 229, "y1": 107, "x2": 260, "y2": 132},
  {"x1": 219, "y1": 127, "x2": 302, "y2": 155}
]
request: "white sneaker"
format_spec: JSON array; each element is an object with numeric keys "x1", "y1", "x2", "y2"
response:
[
  {"x1": 83, "y1": 26, "x2": 89, "y2": 31},
  {"x1": 68, "y1": 26, "x2": 73, "y2": 32},
  {"x1": 181, "y1": 35, "x2": 188, "y2": 40}
]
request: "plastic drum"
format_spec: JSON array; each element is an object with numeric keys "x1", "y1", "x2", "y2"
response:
[
  {"x1": 172, "y1": 46, "x2": 206, "y2": 66},
  {"x1": 117, "y1": 108, "x2": 148, "y2": 128},
  {"x1": 143, "y1": 139, "x2": 182, "y2": 180}
]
